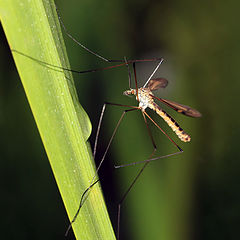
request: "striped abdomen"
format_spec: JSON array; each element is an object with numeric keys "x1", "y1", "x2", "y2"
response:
[{"x1": 151, "y1": 102, "x2": 191, "y2": 142}]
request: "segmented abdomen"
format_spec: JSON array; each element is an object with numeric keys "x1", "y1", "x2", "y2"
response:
[{"x1": 151, "y1": 102, "x2": 191, "y2": 142}]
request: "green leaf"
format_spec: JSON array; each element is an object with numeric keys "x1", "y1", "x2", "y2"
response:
[{"x1": 0, "y1": 0, "x2": 116, "y2": 239}]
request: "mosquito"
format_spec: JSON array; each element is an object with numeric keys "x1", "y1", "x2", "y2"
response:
[
  {"x1": 98, "y1": 61, "x2": 201, "y2": 239},
  {"x1": 56, "y1": 6, "x2": 202, "y2": 239}
]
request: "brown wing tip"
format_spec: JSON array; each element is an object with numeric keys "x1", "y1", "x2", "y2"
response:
[
  {"x1": 179, "y1": 108, "x2": 202, "y2": 118},
  {"x1": 190, "y1": 109, "x2": 202, "y2": 118}
]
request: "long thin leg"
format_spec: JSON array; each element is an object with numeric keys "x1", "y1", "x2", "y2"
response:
[
  {"x1": 64, "y1": 59, "x2": 164, "y2": 75},
  {"x1": 116, "y1": 150, "x2": 183, "y2": 239},
  {"x1": 117, "y1": 111, "x2": 157, "y2": 239},
  {"x1": 11, "y1": 49, "x2": 163, "y2": 77},
  {"x1": 115, "y1": 110, "x2": 183, "y2": 168},
  {"x1": 65, "y1": 102, "x2": 140, "y2": 236},
  {"x1": 93, "y1": 104, "x2": 106, "y2": 159},
  {"x1": 116, "y1": 109, "x2": 184, "y2": 239},
  {"x1": 65, "y1": 179, "x2": 100, "y2": 236},
  {"x1": 141, "y1": 111, "x2": 157, "y2": 150},
  {"x1": 93, "y1": 103, "x2": 139, "y2": 184},
  {"x1": 117, "y1": 161, "x2": 149, "y2": 240},
  {"x1": 56, "y1": 4, "x2": 111, "y2": 62},
  {"x1": 115, "y1": 151, "x2": 183, "y2": 168},
  {"x1": 123, "y1": 56, "x2": 132, "y2": 90},
  {"x1": 93, "y1": 104, "x2": 138, "y2": 180},
  {"x1": 56, "y1": 5, "x2": 163, "y2": 65},
  {"x1": 144, "y1": 111, "x2": 182, "y2": 151},
  {"x1": 133, "y1": 62, "x2": 139, "y2": 102}
]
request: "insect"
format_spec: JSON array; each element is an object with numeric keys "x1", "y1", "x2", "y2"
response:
[
  {"x1": 64, "y1": 59, "x2": 201, "y2": 239},
  {"x1": 95, "y1": 60, "x2": 201, "y2": 239},
  {"x1": 123, "y1": 64, "x2": 201, "y2": 145},
  {"x1": 56, "y1": 6, "x2": 202, "y2": 240}
]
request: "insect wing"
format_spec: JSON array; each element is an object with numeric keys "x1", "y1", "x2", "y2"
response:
[
  {"x1": 152, "y1": 95, "x2": 202, "y2": 118},
  {"x1": 147, "y1": 78, "x2": 168, "y2": 91}
]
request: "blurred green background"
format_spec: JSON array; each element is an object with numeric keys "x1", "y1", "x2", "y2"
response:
[{"x1": 1, "y1": 0, "x2": 240, "y2": 239}]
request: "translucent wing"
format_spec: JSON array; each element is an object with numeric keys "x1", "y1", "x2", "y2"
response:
[
  {"x1": 152, "y1": 95, "x2": 202, "y2": 118},
  {"x1": 146, "y1": 78, "x2": 168, "y2": 91}
]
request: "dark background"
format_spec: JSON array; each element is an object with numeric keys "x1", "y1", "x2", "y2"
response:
[{"x1": 1, "y1": 0, "x2": 240, "y2": 239}]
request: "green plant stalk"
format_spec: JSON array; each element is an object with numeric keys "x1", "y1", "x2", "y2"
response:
[{"x1": 0, "y1": 0, "x2": 116, "y2": 239}]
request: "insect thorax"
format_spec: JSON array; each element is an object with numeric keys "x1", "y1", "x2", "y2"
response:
[{"x1": 123, "y1": 88, "x2": 154, "y2": 110}]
